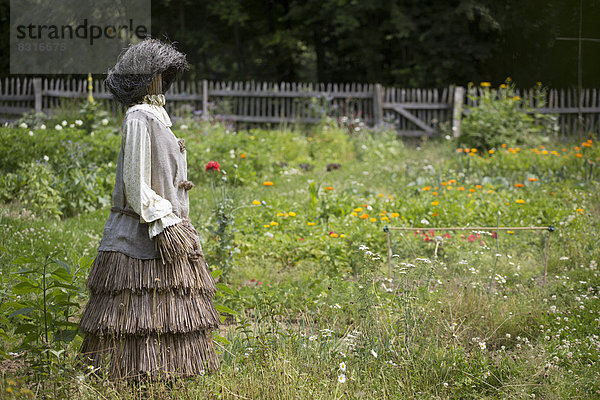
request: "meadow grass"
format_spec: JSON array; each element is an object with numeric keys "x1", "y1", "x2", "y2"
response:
[{"x1": 0, "y1": 120, "x2": 598, "y2": 399}]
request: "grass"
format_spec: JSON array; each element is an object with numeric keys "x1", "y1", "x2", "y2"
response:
[{"x1": 0, "y1": 118, "x2": 599, "y2": 399}]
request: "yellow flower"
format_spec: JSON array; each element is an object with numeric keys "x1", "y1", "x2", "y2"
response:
[
  {"x1": 480, "y1": 82, "x2": 491, "y2": 87},
  {"x1": 488, "y1": 149, "x2": 495, "y2": 154},
  {"x1": 512, "y1": 96, "x2": 521, "y2": 101},
  {"x1": 431, "y1": 201, "x2": 439, "y2": 206},
  {"x1": 307, "y1": 222, "x2": 316, "y2": 226},
  {"x1": 422, "y1": 186, "x2": 431, "y2": 191},
  {"x1": 507, "y1": 230, "x2": 514, "y2": 234},
  {"x1": 263, "y1": 181, "x2": 274, "y2": 186},
  {"x1": 277, "y1": 212, "x2": 284, "y2": 217},
  {"x1": 330, "y1": 232, "x2": 339, "y2": 238},
  {"x1": 252, "y1": 200, "x2": 261, "y2": 205},
  {"x1": 381, "y1": 216, "x2": 390, "y2": 222},
  {"x1": 378, "y1": 193, "x2": 384, "y2": 197},
  {"x1": 270, "y1": 221, "x2": 279, "y2": 226},
  {"x1": 354, "y1": 207, "x2": 363, "y2": 212},
  {"x1": 471, "y1": 148, "x2": 477, "y2": 153},
  {"x1": 288, "y1": 211, "x2": 296, "y2": 217},
  {"x1": 263, "y1": 224, "x2": 270, "y2": 228},
  {"x1": 576, "y1": 208, "x2": 584, "y2": 214},
  {"x1": 390, "y1": 212, "x2": 400, "y2": 218},
  {"x1": 516, "y1": 199, "x2": 525, "y2": 204},
  {"x1": 500, "y1": 84, "x2": 507, "y2": 89},
  {"x1": 369, "y1": 218, "x2": 377, "y2": 222},
  {"x1": 340, "y1": 234, "x2": 346, "y2": 238},
  {"x1": 350, "y1": 212, "x2": 358, "y2": 217},
  {"x1": 536, "y1": 81, "x2": 542, "y2": 86}
]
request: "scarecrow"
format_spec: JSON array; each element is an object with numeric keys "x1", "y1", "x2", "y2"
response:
[{"x1": 79, "y1": 38, "x2": 220, "y2": 379}]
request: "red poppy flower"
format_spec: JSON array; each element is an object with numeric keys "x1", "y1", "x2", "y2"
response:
[{"x1": 206, "y1": 161, "x2": 220, "y2": 171}]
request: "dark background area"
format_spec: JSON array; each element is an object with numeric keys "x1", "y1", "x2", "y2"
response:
[{"x1": 1, "y1": 0, "x2": 599, "y2": 87}]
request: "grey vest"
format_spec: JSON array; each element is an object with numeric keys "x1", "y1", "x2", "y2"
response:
[{"x1": 98, "y1": 109, "x2": 190, "y2": 259}]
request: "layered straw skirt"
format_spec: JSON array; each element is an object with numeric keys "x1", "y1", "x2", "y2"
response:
[{"x1": 79, "y1": 221, "x2": 220, "y2": 379}]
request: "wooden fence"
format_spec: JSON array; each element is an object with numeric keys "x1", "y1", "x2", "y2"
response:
[{"x1": 1, "y1": 77, "x2": 599, "y2": 138}]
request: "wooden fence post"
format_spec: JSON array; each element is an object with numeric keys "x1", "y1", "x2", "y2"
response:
[
  {"x1": 373, "y1": 83, "x2": 383, "y2": 128},
  {"x1": 452, "y1": 86, "x2": 465, "y2": 138},
  {"x1": 33, "y1": 78, "x2": 42, "y2": 114},
  {"x1": 202, "y1": 79, "x2": 208, "y2": 120}
]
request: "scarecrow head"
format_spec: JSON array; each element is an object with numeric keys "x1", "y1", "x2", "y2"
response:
[{"x1": 105, "y1": 38, "x2": 189, "y2": 106}]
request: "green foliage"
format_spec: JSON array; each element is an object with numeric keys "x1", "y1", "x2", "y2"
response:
[
  {"x1": 459, "y1": 82, "x2": 557, "y2": 151},
  {"x1": 0, "y1": 125, "x2": 118, "y2": 219}
]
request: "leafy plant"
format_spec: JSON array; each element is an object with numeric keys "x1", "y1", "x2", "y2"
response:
[{"x1": 460, "y1": 81, "x2": 557, "y2": 151}]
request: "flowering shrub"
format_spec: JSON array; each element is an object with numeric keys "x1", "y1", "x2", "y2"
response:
[{"x1": 460, "y1": 81, "x2": 557, "y2": 151}]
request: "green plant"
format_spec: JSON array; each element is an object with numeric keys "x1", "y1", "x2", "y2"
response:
[{"x1": 460, "y1": 82, "x2": 557, "y2": 152}]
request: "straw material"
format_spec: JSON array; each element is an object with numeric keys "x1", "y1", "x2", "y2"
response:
[
  {"x1": 79, "y1": 221, "x2": 220, "y2": 379},
  {"x1": 80, "y1": 330, "x2": 219, "y2": 379}
]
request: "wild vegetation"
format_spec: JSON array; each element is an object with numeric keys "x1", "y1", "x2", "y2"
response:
[{"x1": 0, "y1": 96, "x2": 599, "y2": 398}]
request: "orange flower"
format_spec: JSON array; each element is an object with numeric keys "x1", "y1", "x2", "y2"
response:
[
  {"x1": 457, "y1": 148, "x2": 463, "y2": 153},
  {"x1": 528, "y1": 178, "x2": 538, "y2": 182},
  {"x1": 515, "y1": 183, "x2": 524, "y2": 188},
  {"x1": 240, "y1": 154, "x2": 246, "y2": 158},
  {"x1": 432, "y1": 191, "x2": 438, "y2": 196},
  {"x1": 431, "y1": 212, "x2": 439, "y2": 217},
  {"x1": 448, "y1": 179, "x2": 457, "y2": 184},
  {"x1": 325, "y1": 186, "x2": 334, "y2": 190},
  {"x1": 488, "y1": 149, "x2": 495, "y2": 154},
  {"x1": 575, "y1": 146, "x2": 580, "y2": 151},
  {"x1": 469, "y1": 188, "x2": 476, "y2": 193},
  {"x1": 475, "y1": 185, "x2": 482, "y2": 189},
  {"x1": 422, "y1": 186, "x2": 431, "y2": 191},
  {"x1": 458, "y1": 187, "x2": 465, "y2": 191},
  {"x1": 441, "y1": 182, "x2": 447, "y2": 186},
  {"x1": 501, "y1": 144, "x2": 507, "y2": 148},
  {"x1": 263, "y1": 181, "x2": 274, "y2": 186},
  {"x1": 359, "y1": 214, "x2": 369, "y2": 219},
  {"x1": 576, "y1": 153, "x2": 583, "y2": 158}
]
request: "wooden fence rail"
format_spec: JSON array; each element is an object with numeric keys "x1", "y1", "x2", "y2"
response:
[{"x1": 1, "y1": 77, "x2": 599, "y2": 138}]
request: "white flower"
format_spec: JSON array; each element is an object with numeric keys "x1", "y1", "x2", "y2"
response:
[
  {"x1": 28, "y1": 131, "x2": 34, "y2": 136},
  {"x1": 43, "y1": 155, "x2": 49, "y2": 162},
  {"x1": 264, "y1": 232, "x2": 274, "y2": 238},
  {"x1": 309, "y1": 335, "x2": 317, "y2": 341},
  {"x1": 180, "y1": 124, "x2": 188, "y2": 130},
  {"x1": 483, "y1": 371, "x2": 490, "y2": 379},
  {"x1": 101, "y1": 118, "x2": 109, "y2": 125},
  {"x1": 75, "y1": 119, "x2": 83, "y2": 126},
  {"x1": 199, "y1": 370, "x2": 206, "y2": 376},
  {"x1": 61, "y1": 120, "x2": 67, "y2": 126},
  {"x1": 338, "y1": 373, "x2": 346, "y2": 383},
  {"x1": 70, "y1": 124, "x2": 75, "y2": 128},
  {"x1": 506, "y1": 333, "x2": 511, "y2": 339},
  {"x1": 443, "y1": 382, "x2": 449, "y2": 388},
  {"x1": 560, "y1": 256, "x2": 569, "y2": 260},
  {"x1": 339, "y1": 362, "x2": 346, "y2": 372},
  {"x1": 40, "y1": 124, "x2": 46, "y2": 129},
  {"x1": 55, "y1": 124, "x2": 63, "y2": 130},
  {"x1": 370, "y1": 349, "x2": 378, "y2": 358},
  {"x1": 19, "y1": 122, "x2": 28, "y2": 128},
  {"x1": 478, "y1": 341, "x2": 486, "y2": 350},
  {"x1": 420, "y1": 218, "x2": 430, "y2": 225}
]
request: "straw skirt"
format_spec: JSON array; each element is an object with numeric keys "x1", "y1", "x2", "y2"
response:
[{"x1": 79, "y1": 221, "x2": 220, "y2": 379}]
